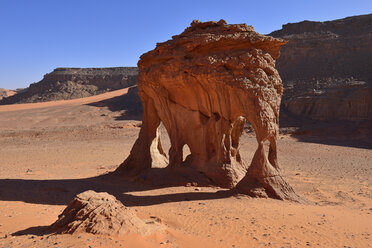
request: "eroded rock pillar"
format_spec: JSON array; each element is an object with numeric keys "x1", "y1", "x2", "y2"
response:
[
  {"x1": 115, "y1": 94, "x2": 167, "y2": 176},
  {"x1": 236, "y1": 117, "x2": 301, "y2": 201}
]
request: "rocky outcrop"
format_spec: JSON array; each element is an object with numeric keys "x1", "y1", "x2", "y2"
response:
[
  {"x1": 270, "y1": 14, "x2": 372, "y2": 121},
  {"x1": 0, "y1": 67, "x2": 138, "y2": 104},
  {"x1": 116, "y1": 20, "x2": 301, "y2": 201},
  {"x1": 51, "y1": 190, "x2": 162, "y2": 236},
  {"x1": 0, "y1": 88, "x2": 16, "y2": 100},
  {"x1": 282, "y1": 79, "x2": 372, "y2": 121}
]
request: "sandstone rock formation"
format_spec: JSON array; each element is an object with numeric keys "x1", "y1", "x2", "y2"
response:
[
  {"x1": 51, "y1": 190, "x2": 162, "y2": 236},
  {"x1": 0, "y1": 88, "x2": 17, "y2": 100},
  {"x1": 116, "y1": 20, "x2": 301, "y2": 201},
  {"x1": 0, "y1": 67, "x2": 138, "y2": 104},
  {"x1": 270, "y1": 14, "x2": 372, "y2": 121}
]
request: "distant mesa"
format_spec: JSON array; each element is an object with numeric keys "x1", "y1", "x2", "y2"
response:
[
  {"x1": 0, "y1": 67, "x2": 138, "y2": 105},
  {"x1": 270, "y1": 14, "x2": 372, "y2": 122}
]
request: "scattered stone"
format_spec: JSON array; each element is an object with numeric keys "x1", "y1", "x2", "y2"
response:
[{"x1": 149, "y1": 216, "x2": 162, "y2": 223}]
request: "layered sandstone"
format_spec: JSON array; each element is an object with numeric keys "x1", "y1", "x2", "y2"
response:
[
  {"x1": 0, "y1": 67, "x2": 138, "y2": 104},
  {"x1": 282, "y1": 80, "x2": 372, "y2": 121},
  {"x1": 270, "y1": 14, "x2": 372, "y2": 121},
  {"x1": 116, "y1": 20, "x2": 301, "y2": 201}
]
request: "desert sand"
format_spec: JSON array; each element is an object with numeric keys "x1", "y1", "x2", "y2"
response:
[{"x1": 0, "y1": 88, "x2": 371, "y2": 247}]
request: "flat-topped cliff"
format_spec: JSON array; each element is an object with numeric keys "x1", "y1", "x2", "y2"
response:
[
  {"x1": 270, "y1": 14, "x2": 372, "y2": 121},
  {"x1": 0, "y1": 67, "x2": 138, "y2": 104},
  {"x1": 271, "y1": 14, "x2": 372, "y2": 81}
]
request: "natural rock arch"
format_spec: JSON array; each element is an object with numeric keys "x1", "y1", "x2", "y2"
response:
[{"x1": 116, "y1": 20, "x2": 301, "y2": 201}]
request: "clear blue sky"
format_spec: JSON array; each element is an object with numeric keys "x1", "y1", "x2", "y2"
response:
[{"x1": 0, "y1": 0, "x2": 371, "y2": 89}]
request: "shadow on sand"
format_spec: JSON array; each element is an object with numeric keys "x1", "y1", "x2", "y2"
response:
[
  {"x1": 0, "y1": 167, "x2": 234, "y2": 207},
  {"x1": 86, "y1": 86, "x2": 143, "y2": 121},
  {"x1": 3, "y1": 167, "x2": 235, "y2": 236},
  {"x1": 12, "y1": 225, "x2": 52, "y2": 236}
]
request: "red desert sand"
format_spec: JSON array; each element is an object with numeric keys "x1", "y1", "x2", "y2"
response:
[{"x1": 0, "y1": 87, "x2": 371, "y2": 247}]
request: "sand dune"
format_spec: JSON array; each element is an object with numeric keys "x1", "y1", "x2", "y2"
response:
[{"x1": 0, "y1": 88, "x2": 129, "y2": 113}]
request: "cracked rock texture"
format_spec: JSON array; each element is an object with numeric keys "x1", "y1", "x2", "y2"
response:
[{"x1": 117, "y1": 20, "x2": 301, "y2": 201}]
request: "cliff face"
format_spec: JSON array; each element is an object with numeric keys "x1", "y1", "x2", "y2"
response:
[
  {"x1": 282, "y1": 81, "x2": 372, "y2": 121},
  {"x1": 270, "y1": 14, "x2": 372, "y2": 121},
  {"x1": 0, "y1": 67, "x2": 138, "y2": 104}
]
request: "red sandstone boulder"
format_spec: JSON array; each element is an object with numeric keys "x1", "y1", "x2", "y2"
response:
[{"x1": 51, "y1": 190, "x2": 163, "y2": 236}]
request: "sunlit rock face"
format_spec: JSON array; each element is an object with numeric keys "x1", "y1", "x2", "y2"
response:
[{"x1": 117, "y1": 20, "x2": 301, "y2": 201}]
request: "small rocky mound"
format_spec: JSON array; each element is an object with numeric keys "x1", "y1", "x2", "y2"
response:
[
  {"x1": 51, "y1": 190, "x2": 162, "y2": 236},
  {"x1": 0, "y1": 88, "x2": 17, "y2": 100},
  {"x1": 0, "y1": 67, "x2": 138, "y2": 105}
]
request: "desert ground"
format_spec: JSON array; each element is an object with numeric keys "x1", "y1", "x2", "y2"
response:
[{"x1": 0, "y1": 88, "x2": 371, "y2": 248}]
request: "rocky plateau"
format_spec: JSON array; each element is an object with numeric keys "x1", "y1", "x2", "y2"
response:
[
  {"x1": 0, "y1": 67, "x2": 138, "y2": 104},
  {"x1": 270, "y1": 14, "x2": 372, "y2": 122}
]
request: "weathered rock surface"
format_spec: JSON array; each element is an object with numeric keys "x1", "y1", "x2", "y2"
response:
[
  {"x1": 0, "y1": 88, "x2": 16, "y2": 100},
  {"x1": 117, "y1": 20, "x2": 301, "y2": 201},
  {"x1": 0, "y1": 67, "x2": 138, "y2": 104},
  {"x1": 270, "y1": 14, "x2": 372, "y2": 121},
  {"x1": 51, "y1": 190, "x2": 162, "y2": 236}
]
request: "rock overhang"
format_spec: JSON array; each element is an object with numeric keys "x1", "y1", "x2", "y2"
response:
[
  {"x1": 117, "y1": 20, "x2": 301, "y2": 202},
  {"x1": 139, "y1": 19, "x2": 287, "y2": 68}
]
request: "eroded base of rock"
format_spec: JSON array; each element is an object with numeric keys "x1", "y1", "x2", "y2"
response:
[{"x1": 236, "y1": 173, "x2": 304, "y2": 202}]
